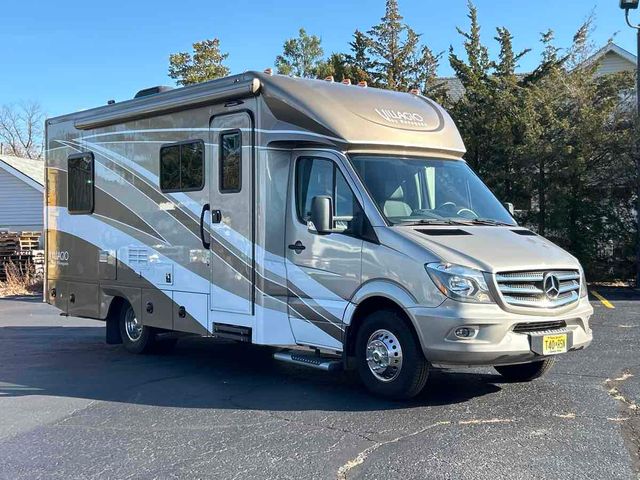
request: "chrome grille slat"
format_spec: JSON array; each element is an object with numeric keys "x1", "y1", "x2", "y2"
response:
[{"x1": 495, "y1": 269, "x2": 581, "y2": 309}]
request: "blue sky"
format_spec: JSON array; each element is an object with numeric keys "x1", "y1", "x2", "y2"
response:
[{"x1": 1, "y1": 0, "x2": 636, "y2": 118}]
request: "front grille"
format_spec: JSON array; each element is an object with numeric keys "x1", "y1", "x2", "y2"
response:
[
  {"x1": 495, "y1": 270, "x2": 581, "y2": 309},
  {"x1": 513, "y1": 320, "x2": 567, "y2": 333}
]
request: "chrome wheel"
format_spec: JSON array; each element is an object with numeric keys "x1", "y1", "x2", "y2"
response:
[
  {"x1": 124, "y1": 307, "x2": 143, "y2": 342},
  {"x1": 366, "y1": 329, "x2": 403, "y2": 382}
]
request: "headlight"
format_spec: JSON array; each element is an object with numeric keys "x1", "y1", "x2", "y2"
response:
[
  {"x1": 425, "y1": 262, "x2": 494, "y2": 304},
  {"x1": 579, "y1": 267, "x2": 588, "y2": 298}
]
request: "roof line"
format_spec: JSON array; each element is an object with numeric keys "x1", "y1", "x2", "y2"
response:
[{"x1": 0, "y1": 159, "x2": 44, "y2": 191}]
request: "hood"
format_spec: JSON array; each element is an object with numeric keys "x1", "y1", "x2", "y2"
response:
[{"x1": 396, "y1": 225, "x2": 580, "y2": 273}]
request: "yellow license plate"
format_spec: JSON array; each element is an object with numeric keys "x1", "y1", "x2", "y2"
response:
[{"x1": 543, "y1": 334, "x2": 568, "y2": 355}]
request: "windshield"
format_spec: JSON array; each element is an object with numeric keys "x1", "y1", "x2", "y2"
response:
[{"x1": 350, "y1": 155, "x2": 516, "y2": 226}]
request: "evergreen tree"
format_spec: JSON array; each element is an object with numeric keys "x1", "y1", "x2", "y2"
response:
[
  {"x1": 275, "y1": 28, "x2": 324, "y2": 78},
  {"x1": 168, "y1": 38, "x2": 230, "y2": 86}
]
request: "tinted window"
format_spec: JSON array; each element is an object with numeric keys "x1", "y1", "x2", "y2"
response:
[
  {"x1": 160, "y1": 140, "x2": 204, "y2": 192},
  {"x1": 68, "y1": 152, "x2": 94, "y2": 214},
  {"x1": 220, "y1": 131, "x2": 241, "y2": 193},
  {"x1": 296, "y1": 157, "x2": 362, "y2": 234}
]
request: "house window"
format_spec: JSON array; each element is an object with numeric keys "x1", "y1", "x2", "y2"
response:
[
  {"x1": 160, "y1": 140, "x2": 205, "y2": 192},
  {"x1": 67, "y1": 152, "x2": 95, "y2": 214},
  {"x1": 219, "y1": 131, "x2": 241, "y2": 193}
]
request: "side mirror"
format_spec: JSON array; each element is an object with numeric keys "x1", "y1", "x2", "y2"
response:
[
  {"x1": 504, "y1": 202, "x2": 515, "y2": 215},
  {"x1": 309, "y1": 195, "x2": 333, "y2": 234}
]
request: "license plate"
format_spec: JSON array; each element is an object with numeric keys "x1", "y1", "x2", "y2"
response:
[{"x1": 542, "y1": 334, "x2": 568, "y2": 355}]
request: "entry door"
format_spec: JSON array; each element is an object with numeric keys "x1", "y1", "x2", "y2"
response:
[
  {"x1": 209, "y1": 112, "x2": 254, "y2": 316},
  {"x1": 285, "y1": 152, "x2": 364, "y2": 349}
]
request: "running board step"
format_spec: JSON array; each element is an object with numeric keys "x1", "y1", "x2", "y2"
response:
[{"x1": 273, "y1": 351, "x2": 343, "y2": 372}]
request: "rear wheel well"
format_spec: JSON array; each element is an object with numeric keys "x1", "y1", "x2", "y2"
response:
[
  {"x1": 105, "y1": 296, "x2": 127, "y2": 344},
  {"x1": 345, "y1": 296, "x2": 417, "y2": 358}
]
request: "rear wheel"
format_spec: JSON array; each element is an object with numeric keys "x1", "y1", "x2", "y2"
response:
[
  {"x1": 355, "y1": 310, "x2": 429, "y2": 400},
  {"x1": 119, "y1": 302, "x2": 156, "y2": 354},
  {"x1": 494, "y1": 358, "x2": 555, "y2": 382}
]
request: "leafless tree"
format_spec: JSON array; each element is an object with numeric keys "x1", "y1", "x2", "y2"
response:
[{"x1": 0, "y1": 101, "x2": 45, "y2": 159}]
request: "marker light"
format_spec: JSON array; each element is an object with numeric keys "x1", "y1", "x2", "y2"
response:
[
  {"x1": 342, "y1": 78, "x2": 352, "y2": 85},
  {"x1": 410, "y1": 88, "x2": 421, "y2": 95},
  {"x1": 324, "y1": 76, "x2": 335, "y2": 82},
  {"x1": 358, "y1": 81, "x2": 368, "y2": 87},
  {"x1": 264, "y1": 68, "x2": 273, "y2": 75}
]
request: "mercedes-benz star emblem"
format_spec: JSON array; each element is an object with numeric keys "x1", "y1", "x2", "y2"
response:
[{"x1": 543, "y1": 273, "x2": 560, "y2": 300}]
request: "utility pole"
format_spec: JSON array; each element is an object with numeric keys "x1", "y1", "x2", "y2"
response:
[{"x1": 620, "y1": 0, "x2": 640, "y2": 287}]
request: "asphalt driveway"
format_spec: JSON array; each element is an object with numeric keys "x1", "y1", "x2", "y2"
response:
[{"x1": 0, "y1": 290, "x2": 638, "y2": 479}]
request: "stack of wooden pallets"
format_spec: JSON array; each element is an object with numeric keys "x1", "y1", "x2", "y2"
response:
[
  {"x1": 19, "y1": 231, "x2": 41, "y2": 252},
  {"x1": 0, "y1": 231, "x2": 42, "y2": 282}
]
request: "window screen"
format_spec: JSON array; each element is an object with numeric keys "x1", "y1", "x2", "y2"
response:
[
  {"x1": 160, "y1": 140, "x2": 204, "y2": 192},
  {"x1": 68, "y1": 152, "x2": 95, "y2": 214},
  {"x1": 220, "y1": 131, "x2": 241, "y2": 193}
]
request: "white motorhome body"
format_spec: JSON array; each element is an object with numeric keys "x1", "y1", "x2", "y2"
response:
[{"x1": 45, "y1": 72, "x2": 593, "y2": 399}]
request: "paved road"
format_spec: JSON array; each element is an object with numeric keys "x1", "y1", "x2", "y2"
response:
[{"x1": 0, "y1": 291, "x2": 638, "y2": 479}]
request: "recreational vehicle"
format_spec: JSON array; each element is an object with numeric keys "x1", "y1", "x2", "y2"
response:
[{"x1": 45, "y1": 71, "x2": 593, "y2": 399}]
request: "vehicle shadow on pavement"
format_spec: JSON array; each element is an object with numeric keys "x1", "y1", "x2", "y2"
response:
[{"x1": 0, "y1": 325, "x2": 502, "y2": 411}]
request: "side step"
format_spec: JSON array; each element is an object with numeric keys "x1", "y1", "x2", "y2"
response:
[{"x1": 273, "y1": 351, "x2": 343, "y2": 372}]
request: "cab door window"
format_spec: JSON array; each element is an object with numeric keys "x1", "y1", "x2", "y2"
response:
[{"x1": 296, "y1": 157, "x2": 362, "y2": 235}]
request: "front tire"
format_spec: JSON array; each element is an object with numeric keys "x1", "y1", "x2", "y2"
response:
[
  {"x1": 355, "y1": 309, "x2": 429, "y2": 400},
  {"x1": 119, "y1": 302, "x2": 156, "y2": 354},
  {"x1": 494, "y1": 358, "x2": 555, "y2": 382}
]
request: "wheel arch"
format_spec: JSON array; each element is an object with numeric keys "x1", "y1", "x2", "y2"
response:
[
  {"x1": 101, "y1": 286, "x2": 142, "y2": 345},
  {"x1": 343, "y1": 283, "x2": 422, "y2": 360}
]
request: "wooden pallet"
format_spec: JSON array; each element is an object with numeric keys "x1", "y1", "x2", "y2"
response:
[
  {"x1": 0, "y1": 233, "x2": 19, "y2": 256},
  {"x1": 19, "y1": 231, "x2": 41, "y2": 249}
]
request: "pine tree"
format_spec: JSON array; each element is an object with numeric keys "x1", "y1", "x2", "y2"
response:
[
  {"x1": 275, "y1": 28, "x2": 324, "y2": 78},
  {"x1": 168, "y1": 38, "x2": 230, "y2": 86}
]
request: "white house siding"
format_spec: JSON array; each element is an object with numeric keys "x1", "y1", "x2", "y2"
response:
[
  {"x1": 596, "y1": 51, "x2": 636, "y2": 76},
  {"x1": 0, "y1": 168, "x2": 43, "y2": 232}
]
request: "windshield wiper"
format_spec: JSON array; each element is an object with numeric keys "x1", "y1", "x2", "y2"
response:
[
  {"x1": 461, "y1": 218, "x2": 514, "y2": 226},
  {"x1": 396, "y1": 219, "x2": 461, "y2": 226}
]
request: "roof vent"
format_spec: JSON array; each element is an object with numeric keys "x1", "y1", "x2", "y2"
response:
[{"x1": 134, "y1": 86, "x2": 174, "y2": 99}]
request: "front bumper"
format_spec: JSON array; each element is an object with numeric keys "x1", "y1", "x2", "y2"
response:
[{"x1": 408, "y1": 296, "x2": 593, "y2": 366}]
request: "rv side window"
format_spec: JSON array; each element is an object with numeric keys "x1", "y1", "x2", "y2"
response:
[
  {"x1": 296, "y1": 157, "x2": 362, "y2": 235},
  {"x1": 67, "y1": 152, "x2": 95, "y2": 215},
  {"x1": 159, "y1": 140, "x2": 204, "y2": 192},
  {"x1": 219, "y1": 131, "x2": 241, "y2": 193}
]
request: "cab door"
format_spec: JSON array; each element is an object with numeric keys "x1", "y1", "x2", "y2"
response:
[
  {"x1": 285, "y1": 151, "x2": 365, "y2": 349},
  {"x1": 208, "y1": 111, "x2": 254, "y2": 319}
]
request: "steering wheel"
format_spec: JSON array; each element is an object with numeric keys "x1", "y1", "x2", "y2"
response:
[{"x1": 456, "y1": 208, "x2": 478, "y2": 219}]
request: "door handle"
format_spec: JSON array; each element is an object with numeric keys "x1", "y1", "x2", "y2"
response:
[
  {"x1": 288, "y1": 241, "x2": 306, "y2": 254},
  {"x1": 199, "y1": 203, "x2": 211, "y2": 249}
]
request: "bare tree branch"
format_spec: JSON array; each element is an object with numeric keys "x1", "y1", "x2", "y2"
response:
[{"x1": 0, "y1": 101, "x2": 45, "y2": 159}]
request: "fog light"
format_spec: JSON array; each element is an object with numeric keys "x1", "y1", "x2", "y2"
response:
[{"x1": 454, "y1": 327, "x2": 476, "y2": 339}]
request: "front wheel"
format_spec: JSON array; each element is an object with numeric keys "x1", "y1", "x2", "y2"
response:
[
  {"x1": 355, "y1": 310, "x2": 429, "y2": 400},
  {"x1": 494, "y1": 358, "x2": 555, "y2": 382}
]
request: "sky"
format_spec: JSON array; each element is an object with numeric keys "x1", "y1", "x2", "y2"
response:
[{"x1": 1, "y1": 0, "x2": 637, "y2": 118}]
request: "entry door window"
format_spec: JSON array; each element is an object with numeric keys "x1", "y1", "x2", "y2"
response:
[{"x1": 296, "y1": 157, "x2": 361, "y2": 234}]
